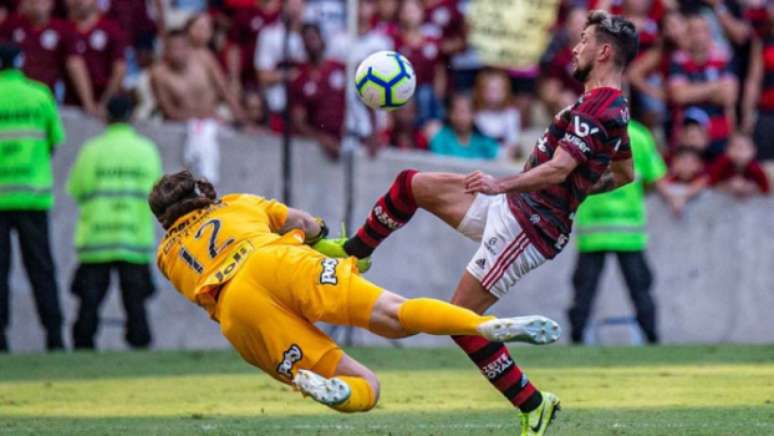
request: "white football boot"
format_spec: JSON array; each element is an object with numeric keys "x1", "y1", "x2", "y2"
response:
[
  {"x1": 293, "y1": 370, "x2": 351, "y2": 407},
  {"x1": 478, "y1": 315, "x2": 561, "y2": 345}
]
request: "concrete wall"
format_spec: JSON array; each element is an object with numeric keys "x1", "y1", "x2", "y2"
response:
[{"x1": 5, "y1": 109, "x2": 774, "y2": 352}]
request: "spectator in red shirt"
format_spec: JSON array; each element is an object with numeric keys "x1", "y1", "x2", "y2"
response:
[
  {"x1": 0, "y1": 0, "x2": 84, "y2": 97},
  {"x1": 667, "y1": 12, "x2": 738, "y2": 159},
  {"x1": 224, "y1": 0, "x2": 280, "y2": 94},
  {"x1": 291, "y1": 23, "x2": 347, "y2": 160},
  {"x1": 380, "y1": 99, "x2": 428, "y2": 151},
  {"x1": 395, "y1": 0, "x2": 445, "y2": 126},
  {"x1": 539, "y1": 6, "x2": 586, "y2": 116},
  {"x1": 373, "y1": 0, "x2": 398, "y2": 37},
  {"x1": 708, "y1": 132, "x2": 770, "y2": 195},
  {"x1": 742, "y1": 2, "x2": 774, "y2": 162},
  {"x1": 64, "y1": 0, "x2": 127, "y2": 117},
  {"x1": 421, "y1": 0, "x2": 465, "y2": 57},
  {"x1": 627, "y1": 9, "x2": 689, "y2": 129},
  {"x1": 665, "y1": 145, "x2": 709, "y2": 216}
]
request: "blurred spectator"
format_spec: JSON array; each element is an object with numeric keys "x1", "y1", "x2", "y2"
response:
[
  {"x1": 472, "y1": 68, "x2": 521, "y2": 159},
  {"x1": 620, "y1": 0, "x2": 661, "y2": 55},
  {"x1": 570, "y1": 120, "x2": 666, "y2": 345},
  {"x1": 151, "y1": 29, "x2": 245, "y2": 183},
  {"x1": 373, "y1": 0, "x2": 398, "y2": 37},
  {"x1": 0, "y1": 0, "x2": 83, "y2": 99},
  {"x1": 627, "y1": 9, "x2": 688, "y2": 128},
  {"x1": 66, "y1": 95, "x2": 161, "y2": 350},
  {"x1": 160, "y1": 0, "x2": 206, "y2": 30},
  {"x1": 664, "y1": 145, "x2": 708, "y2": 215},
  {"x1": 539, "y1": 6, "x2": 586, "y2": 116},
  {"x1": 380, "y1": 99, "x2": 428, "y2": 150},
  {"x1": 0, "y1": 43, "x2": 64, "y2": 352},
  {"x1": 677, "y1": 106, "x2": 712, "y2": 159},
  {"x1": 255, "y1": 0, "x2": 307, "y2": 129},
  {"x1": 422, "y1": 0, "x2": 465, "y2": 57},
  {"x1": 64, "y1": 0, "x2": 127, "y2": 117},
  {"x1": 742, "y1": 2, "x2": 774, "y2": 162},
  {"x1": 427, "y1": 94, "x2": 498, "y2": 160},
  {"x1": 707, "y1": 132, "x2": 770, "y2": 196},
  {"x1": 667, "y1": 12, "x2": 738, "y2": 159},
  {"x1": 395, "y1": 0, "x2": 445, "y2": 126},
  {"x1": 304, "y1": 0, "x2": 345, "y2": 40},
  {"x1": 224, "y1": 0, "x2": 280, "y2": 94},
  {"x1": 105, "y1": 0, "x2": 162, "y2": 81},
  {"x1": 291, "y1": 23, "x2": 346, "y2": 159},
  {"x1": 0, "y1": 0, "x2": 9, "y2": 24}
]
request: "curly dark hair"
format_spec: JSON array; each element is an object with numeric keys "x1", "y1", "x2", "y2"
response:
[{"x1": 148, "y1": 170, "x2": 217, "y2": 229}]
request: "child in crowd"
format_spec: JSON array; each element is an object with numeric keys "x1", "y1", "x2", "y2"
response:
[
  {"x1": 707, "y1": 133, "x2": 770, "y2": 196},
  {"x1": 664, "y1": 146, "x2": 708, "y2": 216},
  {"x1": 427, "y1": 94, "x2": 498, "y2": 160},
  {"x1": 472, "y1": 69, "x2": 522, "y2": 159}
]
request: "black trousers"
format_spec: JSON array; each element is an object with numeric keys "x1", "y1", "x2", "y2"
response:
[
  {"x1": 71, "y1": 262, "x2": 155, "y2": 349},
  {"x1": 568, "y1": 251, "x2": 659, "y2": 344},
  {"x1": 0, "y1": 211, "x2": 63, "y2": 351}
]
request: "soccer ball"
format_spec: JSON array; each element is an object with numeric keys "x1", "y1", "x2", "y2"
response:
[{"x1": 355, "y1": 51, "x2": 416, "y2": 110}]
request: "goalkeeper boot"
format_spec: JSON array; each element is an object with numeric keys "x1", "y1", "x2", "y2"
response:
[
  {"x1": 520, "y1": 392, "x2": 561, "y2": 436},
  {"x1": 293, "y1": 370, "x2": 351, "y2": 407},
  {"x1": 477, "y1": 315, "x2": 561, "y2": 345},
  {"x1": 312, "y1": 238, "x2": 372, "y2": 273}
]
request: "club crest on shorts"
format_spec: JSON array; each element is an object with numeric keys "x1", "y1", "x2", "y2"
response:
[
  {"x1": 277, "y1": 344, "x2": 303, "y2": 379},
  {"x1": 320, "y1": 258, "x2": 339, "y2": 285}
]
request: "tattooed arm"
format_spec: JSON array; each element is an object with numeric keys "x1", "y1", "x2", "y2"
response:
[{"x1": 587, "y1": 158, "x2": 635, "y2": 195}]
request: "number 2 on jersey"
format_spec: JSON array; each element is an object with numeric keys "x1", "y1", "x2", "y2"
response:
[{"x1": 179, "y1": 219, "x2": 235, "y2": 274}]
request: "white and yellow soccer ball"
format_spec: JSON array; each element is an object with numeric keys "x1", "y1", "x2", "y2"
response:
[{"x1": 355, "y1": 50, "x2": 416, "y2": 110}]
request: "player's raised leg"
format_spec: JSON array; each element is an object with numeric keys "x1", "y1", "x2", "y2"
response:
[{"x1": 340, "y1": 170, "x2": 476, "y2": 258}]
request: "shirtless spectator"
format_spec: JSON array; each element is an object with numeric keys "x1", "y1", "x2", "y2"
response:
[
  {"x1": 0, "y1": 0, "x2": 85, "y2": 98},
  {"x1": 255, "y1": 0, "x2": 307, "y2": 131},
  {"x1": 151, "y1": 30, "x2": 246, "y2": 184},
  {"x1": 64, "y1": 0, "x2": 127, "y2": 117},
  {"x1": 291, "y1": 23, "x2": 346, "y2": 160},
  {"x1": 667, "y1": 13, "x2": 738, "y2": 159}
]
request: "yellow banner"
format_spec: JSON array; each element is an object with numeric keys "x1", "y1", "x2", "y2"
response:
[{"x1": 468, "y1": 0, "x2": 561, "y2": 69}]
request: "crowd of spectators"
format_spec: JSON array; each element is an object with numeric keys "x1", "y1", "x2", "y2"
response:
[{"x1": 0, "y1": 0, "x2": 771, "y2": 195}]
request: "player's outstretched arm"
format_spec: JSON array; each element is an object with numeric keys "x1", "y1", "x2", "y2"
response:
[
  {"x1": 278, "y1": 208, "x2": 329, "y2": 244},
  {"x1": 464, "y1": 147, "x2": 579, "y2": 195},
  {"x1": 587, "y1": 158, "x2": 635, "y2": 195}
]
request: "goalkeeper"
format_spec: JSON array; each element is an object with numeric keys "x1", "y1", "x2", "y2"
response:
[{"x1": 150, "y1": 171, "x2": 560, "y2": 413}]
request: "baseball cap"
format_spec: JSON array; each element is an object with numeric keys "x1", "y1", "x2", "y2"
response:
[{"x1": 683, "y1": 107, "x2": 710, "y2": 128}]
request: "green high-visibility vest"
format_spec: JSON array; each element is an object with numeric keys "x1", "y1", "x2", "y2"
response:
[
  {"x1": 0, "y1": 69, "x2": 64, "y2": 210},
  {"x1": 575, "y1": 120, "x2": 667, "y2": 252},
  {"x1": 67, "y1": 124, "x2": 162, "y2": 263}
]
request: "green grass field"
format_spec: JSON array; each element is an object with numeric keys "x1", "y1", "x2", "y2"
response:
[{"x1": 1, "y1": 345, "x2": 773, "y2": 435}]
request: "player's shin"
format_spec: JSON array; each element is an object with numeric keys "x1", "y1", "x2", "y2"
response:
[
  {"x1": 397, "y1": 298, "x2": 495, "y2": 336},
  {"x1": 452, "y1": 335, "x2": 543, "y2": 413},
  {"x1": 344, "y1": 169, "x2": 418, "y2": 258}
]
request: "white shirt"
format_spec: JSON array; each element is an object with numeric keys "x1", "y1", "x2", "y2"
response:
[
  {"x1": 255, "y1": 22, "x2": 307, "y2": 113},
  {"x1": 474, "y1": 107, "x2": 521, "y2": 149}
]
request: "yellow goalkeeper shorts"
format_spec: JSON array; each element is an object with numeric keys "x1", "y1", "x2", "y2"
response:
[{"x1": 213, "y1": 244, "x2": 383, "y2": 383}]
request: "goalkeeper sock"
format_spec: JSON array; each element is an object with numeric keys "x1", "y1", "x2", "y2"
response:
[
  {"x1": 344, "y1": 169, "x2": 418, "y2": 258},
  {"x1": 330, "y1": 376, "x2": 377, "y2": 413},
  {"x1": 397, "y1": 298, "x2": 495, "y2": 336},
  {"x1": 452, "y1": 335, "x2": 542, "y2": 412}
]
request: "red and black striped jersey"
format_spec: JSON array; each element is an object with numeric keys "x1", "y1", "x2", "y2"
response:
[
  {"x1": 759, "y1": 35, "x2": 774, "y2": 112},
  {"x1": 508, "y1": 87, "x2": 632, "y2": 259}
]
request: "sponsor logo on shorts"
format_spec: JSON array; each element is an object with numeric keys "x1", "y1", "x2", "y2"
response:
[
  {"x1": 277, "y1": 344, "x2": 303, "y2": 379},
  {"x1": 320, "y1": 258, "x2": 339, "y2": 285},
  {"x1": 485, "y1": 237, "x2": 499, "y2": 255},
  {"x1": 475, "y1": 258, "x2": 486, "y2": 270},
  {"x1": 481, "y1": 354, "x2": 514, "y2": 380},
  {"x1": 213, "y1": 242, "x2": 254, "y2": 283}
]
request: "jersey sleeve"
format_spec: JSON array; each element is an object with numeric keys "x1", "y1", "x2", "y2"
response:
[{"x1": 240, "y1": 194, "x2": 289, "y2": 232}]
